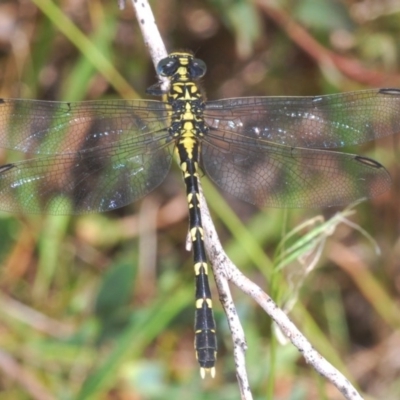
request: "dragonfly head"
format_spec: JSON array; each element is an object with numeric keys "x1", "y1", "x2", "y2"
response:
[{"x1": 157, "y1": 52, "x2": 206, "y2": 82}]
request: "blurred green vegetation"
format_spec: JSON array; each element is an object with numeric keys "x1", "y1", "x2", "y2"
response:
[{"x1": 0, "y1": 0, "x2": 399, "y2": 399}]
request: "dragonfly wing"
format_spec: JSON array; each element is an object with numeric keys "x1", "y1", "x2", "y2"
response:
[
  {"x1": 0, "y1": 98, "x2": 170, "y2": 154},
  {"x1": 204, "y1": 89, "x2": 400, "y2": 148},
  {"x1": 0, "y1": 135, "x2": 173, "y2": 214},
  {"x1": 201, "y1": 131, "x2": 391, "y2": 208}
]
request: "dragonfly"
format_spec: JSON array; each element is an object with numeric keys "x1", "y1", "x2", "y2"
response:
[{"x1": 0, "y1": 51, "x2": 399, "y2": 377}]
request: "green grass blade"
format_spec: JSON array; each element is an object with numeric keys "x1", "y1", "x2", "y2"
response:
[{"x1": 32, "y1": 0, "x2": 137, "y2": 99}]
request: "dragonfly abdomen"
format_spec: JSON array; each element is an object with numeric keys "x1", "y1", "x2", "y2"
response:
[
  {"x1": 181, "y1": 152, "x2": 217, "y2": 377},
  {"x1": 164, "y1": 52, "x2": 217, "y2": 377}
]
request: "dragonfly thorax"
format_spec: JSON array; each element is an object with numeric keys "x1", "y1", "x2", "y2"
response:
[{"x1": 158, "y1": 53, "x2": 208, "y2": 140}]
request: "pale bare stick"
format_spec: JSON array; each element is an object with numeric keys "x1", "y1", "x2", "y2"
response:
[
  {"x1": 128, "y1": 1, "x2": 363, "y2": 399},
  {"x1": 130, "y1": 0, "x2": 169, "y2": 90}
]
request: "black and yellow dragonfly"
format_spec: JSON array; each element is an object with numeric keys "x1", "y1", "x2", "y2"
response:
[{"x1": 0, "y1": 51, "x2": 399, "y2": 377}]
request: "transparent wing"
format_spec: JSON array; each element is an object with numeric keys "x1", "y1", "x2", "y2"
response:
[
  {"x1": 0, "y1": 137, "x2": 173, "y2": 214},
  {"x1": 0, "y1": 98, "x2": 170, "y2": 154},
  {"x1": 204, "y1": 89, "x2": 400, "y2": 148},
  {"x1": 201, "y1": 130, "x2": 391, "y2": 208},
  {"x1": 0, "y1": 98, "x2": 173, "y2": 214}
]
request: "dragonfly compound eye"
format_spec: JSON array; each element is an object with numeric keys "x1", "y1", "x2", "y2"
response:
[
  {"x1": 156, "y1": 56, "x2": 180, "y2": 77},
  {"x1": 189, "y1": 58, "x2": 207, "y2": 79}
]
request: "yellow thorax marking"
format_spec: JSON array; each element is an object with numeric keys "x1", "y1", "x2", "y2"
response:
[
  {"x1": 171, "y1": 82, "x2": 199, "y2": 100},
  {"x1": 185, "y1": 85, "x2": 197, "y2": 99},
  {"x1": 172, "y1": 84, "x2": 183, "y2": 94},
  {"x1": 183, "y1": 102, "x2": 194, "y2": 120},
  {"x1": 182, "y1": 121, "x2": 195, "y2": 133}
]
